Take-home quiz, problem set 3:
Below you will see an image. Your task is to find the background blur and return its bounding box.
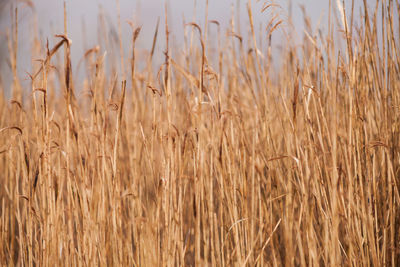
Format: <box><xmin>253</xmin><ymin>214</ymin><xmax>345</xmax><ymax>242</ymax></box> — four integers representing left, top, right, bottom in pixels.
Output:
<box><xmin>0</xmin><ymin>0</ymin><xmax>364</xmax><ymax>97</ymax></box>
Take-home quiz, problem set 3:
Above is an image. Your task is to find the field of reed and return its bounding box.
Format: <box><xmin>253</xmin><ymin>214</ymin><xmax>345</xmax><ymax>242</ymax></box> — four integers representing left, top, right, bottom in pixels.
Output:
<box><xmin>1</xmin><ymin>0</ymin><xmax>399</xmax><ymax>266</ymax></box>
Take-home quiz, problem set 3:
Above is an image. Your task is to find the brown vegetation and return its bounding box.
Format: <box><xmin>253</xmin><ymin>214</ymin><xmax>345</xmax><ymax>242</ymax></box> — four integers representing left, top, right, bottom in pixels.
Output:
<box><xmin>1</xmin><ymin>0</ymin><xmax>399</xmax><ymax>266</ymax></box>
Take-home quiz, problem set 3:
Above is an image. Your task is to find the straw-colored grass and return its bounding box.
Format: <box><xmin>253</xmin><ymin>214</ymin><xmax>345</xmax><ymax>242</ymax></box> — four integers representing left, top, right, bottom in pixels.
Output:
<box><xmin>1</xmin><ymin>0</ymin><xmax>399</xmax><ymax>266</ymax></box>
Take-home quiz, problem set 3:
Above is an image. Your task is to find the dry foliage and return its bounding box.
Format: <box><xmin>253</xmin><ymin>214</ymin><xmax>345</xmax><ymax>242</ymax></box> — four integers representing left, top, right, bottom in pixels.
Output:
<box><xmin>1</xmin><ymin>0</ymin><xmax>400</xmax><ymax>266</ymax></box>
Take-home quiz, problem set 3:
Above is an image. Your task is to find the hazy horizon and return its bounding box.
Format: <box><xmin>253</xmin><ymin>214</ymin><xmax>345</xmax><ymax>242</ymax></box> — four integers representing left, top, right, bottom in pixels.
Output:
<box><xmin>1</xmin><ymin>0</ymin><xmax>364</xmax><ymax>97</ymax></box>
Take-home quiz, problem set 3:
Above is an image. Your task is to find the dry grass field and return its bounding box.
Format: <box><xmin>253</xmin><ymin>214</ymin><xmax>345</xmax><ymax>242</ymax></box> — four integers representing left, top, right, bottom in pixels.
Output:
<box><xmin>1</xmin><ymin>0</ymin><xmax>400</xmax><ymax>266</ymax></box>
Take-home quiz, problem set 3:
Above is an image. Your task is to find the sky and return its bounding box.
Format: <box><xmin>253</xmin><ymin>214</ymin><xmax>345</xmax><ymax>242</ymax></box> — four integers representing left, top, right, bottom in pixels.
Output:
<box><xmin>0</xmin><ymin>0</ymin><xmax>369</xmax><ymax>97</ymax></box>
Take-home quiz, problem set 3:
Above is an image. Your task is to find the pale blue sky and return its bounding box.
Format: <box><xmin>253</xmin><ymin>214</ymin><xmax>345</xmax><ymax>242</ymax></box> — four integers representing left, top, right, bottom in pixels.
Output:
<box><xmin>0</xmin><ymin>0</ymin><xmax>368</xmax><ymax>95</ymax></box>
